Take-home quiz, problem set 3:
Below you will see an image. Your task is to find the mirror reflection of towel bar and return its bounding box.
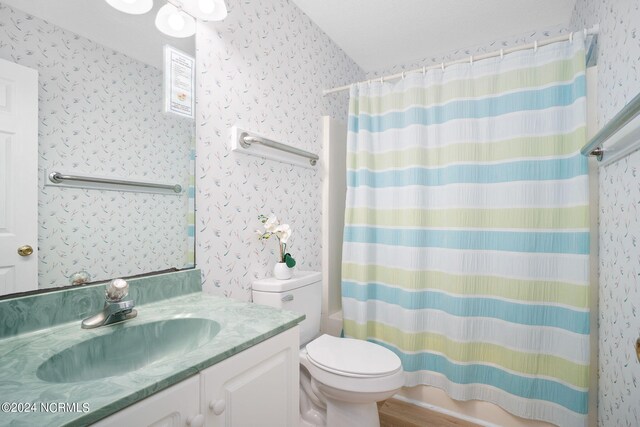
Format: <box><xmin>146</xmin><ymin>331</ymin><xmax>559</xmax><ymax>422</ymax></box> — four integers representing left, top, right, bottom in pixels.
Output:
<box><xmin>48</xmin><ymin>172</ymin><xmax>182</xmax><ymax>193</ymax></box>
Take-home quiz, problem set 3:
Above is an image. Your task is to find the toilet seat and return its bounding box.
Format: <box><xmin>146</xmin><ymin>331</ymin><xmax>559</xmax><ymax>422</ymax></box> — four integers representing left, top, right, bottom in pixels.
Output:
<box><xmin>300</xmin><ymin>335</ymin><xmax>405</xmax><ymax>396</ymax></box>
<box><xmin>305</xmin><ymin>335</ymin><xmax>402</xmax><ymax>378</ymax></box>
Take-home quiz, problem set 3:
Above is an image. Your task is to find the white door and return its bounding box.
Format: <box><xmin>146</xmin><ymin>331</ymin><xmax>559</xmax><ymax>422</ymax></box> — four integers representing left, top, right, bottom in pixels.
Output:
<box><xmin>0</xmin><ymin>59</ymin><xmax>38</xmax><ymax>295</ymax></box>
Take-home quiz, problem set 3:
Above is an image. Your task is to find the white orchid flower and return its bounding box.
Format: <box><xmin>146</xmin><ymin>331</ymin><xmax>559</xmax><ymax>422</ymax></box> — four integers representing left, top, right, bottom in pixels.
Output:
<box><xmin>263</xmin><ymin>215</ymin><xmax>279</xmax><ymax>232</ymax></box>
<box><xmin>274</xmin><ymin>223</ymin><xmax>292</xmax><ymax>244</ymax></box>
<box><xmin>258</xmin><ymin>214</ymin><xmax>296</xmax><ymax>267</ymax></box>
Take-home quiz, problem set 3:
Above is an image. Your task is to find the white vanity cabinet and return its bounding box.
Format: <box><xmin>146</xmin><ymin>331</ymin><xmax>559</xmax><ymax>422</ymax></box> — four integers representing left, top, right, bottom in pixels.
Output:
<box><xmin>92</xmin><ymin>326</ymin><xmax>299</xmax><ymax>427</ymax></box>
<box><xmin>201</xmin><ymin>326</ymin><xmax>299</xmax><ymax>427</ymax></box>
<box><xmin>92</xmin><ymin>376</ymin><xmax>201</xmax><ymax>427</ymax></box>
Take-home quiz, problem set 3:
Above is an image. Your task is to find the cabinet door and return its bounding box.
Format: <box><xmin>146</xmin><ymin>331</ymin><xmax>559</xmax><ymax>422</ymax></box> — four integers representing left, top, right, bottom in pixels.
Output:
<box><xmin>201</xmin><ymin>326</ymin><xmax>299</xmax><ymax>427</ymax></box>
<box><xmin>93</xmin><ymin>376</ymin><xmax>202</xmax><ymax>427</ymax></box>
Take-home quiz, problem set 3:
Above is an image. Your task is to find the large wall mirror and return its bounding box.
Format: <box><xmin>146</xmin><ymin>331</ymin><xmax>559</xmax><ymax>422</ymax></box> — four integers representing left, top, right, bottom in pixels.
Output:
<box><xmin>0</xmin><ymin>0</ymin><xmax>195</xmax><ymax>297</ymax></box>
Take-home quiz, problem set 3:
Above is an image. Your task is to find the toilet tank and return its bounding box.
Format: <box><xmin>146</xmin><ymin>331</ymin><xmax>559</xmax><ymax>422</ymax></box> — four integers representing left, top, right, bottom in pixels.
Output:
<box><xmin>252</xmin><ymin>271</ymin><xmax>322</xmax><ymax>346</ymax></box>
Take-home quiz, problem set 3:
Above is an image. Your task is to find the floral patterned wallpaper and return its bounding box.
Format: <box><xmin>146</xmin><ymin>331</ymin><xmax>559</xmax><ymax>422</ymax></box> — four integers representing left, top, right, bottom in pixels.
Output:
<box><xmin>571</xmin><ymin>1</ymin><xmax>640</xmax><ymax>426</ymax></box>
<box><xmin>0</xmin><ymin>3</ymin><xmax>194</xmax><ymax>289</ymax></box>
<box><xmin>195</xmin><ymin>0</ymin><xmax>364</xmax><ymax>300</ymax></box>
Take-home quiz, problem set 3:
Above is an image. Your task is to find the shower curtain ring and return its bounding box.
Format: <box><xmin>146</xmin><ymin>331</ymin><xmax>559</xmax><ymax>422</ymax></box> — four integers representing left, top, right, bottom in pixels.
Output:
<box><xmin>500</xmin><ymin>49</ymin><xmax>504</xmax><ymax>59</ymax></box>
<box><xmin>534</xmin><ymin>40</ymin><xmax>538</xmax><ymax>52</ymax></box>
<box><xmin>423</xmin><ymin>66</ymin><xmax>426</xmax><ymax>75</ymax></box>
<box><xmin>569</xmin><ymin>32</ymin><xmax>574</xmax><ymax>43</ymax></box>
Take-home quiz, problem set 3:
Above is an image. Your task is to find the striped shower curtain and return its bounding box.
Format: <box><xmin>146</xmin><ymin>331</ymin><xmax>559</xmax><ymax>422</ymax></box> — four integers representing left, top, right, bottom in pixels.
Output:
<box><xmin>341</xmin><ymin>34</ymin><xmax>589</xmax><ymax>427</ymax></box>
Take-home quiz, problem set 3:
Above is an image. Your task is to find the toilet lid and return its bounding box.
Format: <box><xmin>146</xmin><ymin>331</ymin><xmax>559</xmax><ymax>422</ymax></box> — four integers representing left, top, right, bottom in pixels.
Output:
<box><xmin>305</xmin><ymin>335</ymin><xmax>402</xmax><ymax>377</ymax></box>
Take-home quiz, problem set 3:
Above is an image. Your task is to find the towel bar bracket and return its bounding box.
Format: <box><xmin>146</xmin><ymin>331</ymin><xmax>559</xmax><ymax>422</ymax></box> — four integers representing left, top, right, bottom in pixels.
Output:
<box><xmin>589</xmin><ymin>147</ymin><xmax>604</xmax><ymax>161</ymax></box>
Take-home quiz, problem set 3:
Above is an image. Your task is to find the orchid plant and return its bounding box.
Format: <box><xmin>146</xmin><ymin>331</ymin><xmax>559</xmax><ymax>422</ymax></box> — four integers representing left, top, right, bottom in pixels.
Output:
<box><xmin>257</xmin><ymin>214</ymin><xmax>296</xmax><ymax>268</ymax></box>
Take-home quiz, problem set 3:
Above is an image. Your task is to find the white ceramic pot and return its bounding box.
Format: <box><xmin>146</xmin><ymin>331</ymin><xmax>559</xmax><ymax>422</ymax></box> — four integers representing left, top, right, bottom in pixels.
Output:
<box><xmin>273</xmin><ymin>262</ymin><xmax>292</xmax><ymax>280</ymax></box>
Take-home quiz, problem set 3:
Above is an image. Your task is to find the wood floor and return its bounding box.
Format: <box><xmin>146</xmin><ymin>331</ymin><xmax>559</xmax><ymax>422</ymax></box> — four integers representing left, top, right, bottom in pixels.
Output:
<box><xmin>378</xmin><ymin>399</ymin><xmax>481</xmax><ymax>427</ymax></box>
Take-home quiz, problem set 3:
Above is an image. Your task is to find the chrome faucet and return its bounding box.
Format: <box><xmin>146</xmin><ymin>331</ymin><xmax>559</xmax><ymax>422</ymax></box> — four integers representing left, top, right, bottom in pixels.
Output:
<box><xmin>81</xmin><ymin>279</ymin><xmax>137</xmax><ymax>329</ymax></box>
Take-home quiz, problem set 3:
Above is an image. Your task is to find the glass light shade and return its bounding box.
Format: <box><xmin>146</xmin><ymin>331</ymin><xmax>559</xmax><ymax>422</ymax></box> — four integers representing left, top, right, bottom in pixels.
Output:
<box><xmin>180</xmin><ymin>0</ymin><xmax>227</xmax><ymax>21</ymax></box>
<box><xmin>105</xmin><ymin>0</ymin><xmax>153</xmax><ymax>15</ymax></box>
<box><xmin>155</xmin><ymin>3</ymin><xmax>197</xmax><ymax>38</ymax></box>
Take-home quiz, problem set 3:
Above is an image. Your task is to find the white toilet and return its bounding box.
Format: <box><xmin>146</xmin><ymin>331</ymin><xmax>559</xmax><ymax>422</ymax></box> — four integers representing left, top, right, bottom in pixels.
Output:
<box><xmin>252</xmin><ymin>271</ymin><xmax>404</xmax><ymax>427</ymax></box>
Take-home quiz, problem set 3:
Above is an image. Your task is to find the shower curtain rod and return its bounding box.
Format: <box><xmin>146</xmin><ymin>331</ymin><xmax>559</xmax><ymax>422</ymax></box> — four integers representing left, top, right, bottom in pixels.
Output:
<box><xmin>323</xmin><ymin>25</ymin><xmax>599</xmax><ymax>96</ymax></box>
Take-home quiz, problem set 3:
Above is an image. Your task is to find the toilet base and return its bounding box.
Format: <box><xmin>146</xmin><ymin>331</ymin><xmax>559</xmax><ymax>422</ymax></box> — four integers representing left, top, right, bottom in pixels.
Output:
<box><xmin>300</xmin><ymin>364</ymin><xmax>326</xmax><ymax>426</ymax></box>
<box><xmin>299</xmin><ymin>394</ymin><xmax>381</xmax><ymax>427</ymax></box>
<box><xmin>300</xmin><ymin>367</ymin><xmax>383</xmax><ymax>427</ymax></box>
<box><xmin>313</xmin><ymin>379</ymin><xmax>392</xmax><ymax>427</ymax></box>
<box><xmin>298</xmin><ymin>345</ymin><xmax>403</xmax><ymax>427</ymax></box>
<box><xmin>325</xmin><ymin>398</ymin><xmax>380</xmax><ymax>427</ymax></box>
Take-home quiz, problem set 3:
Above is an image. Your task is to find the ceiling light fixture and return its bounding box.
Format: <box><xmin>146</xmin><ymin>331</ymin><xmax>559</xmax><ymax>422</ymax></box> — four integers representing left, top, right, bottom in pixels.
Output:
<box><xmin>155</xmin><ymin>3</ymin><xmax>197</xmax><ymax>38</ymax></box>
<box><xmin>179</xmin><ymin>0</ymin><xmax>228</xmax><ymax>22</ymax></box>
<box><xmin>104</xmin><ymin>0</ymin><xmax>227</xmax><ymax>39</ymax></box>
<box><xmin>105</xmin><ymin>0</ymin><xmax>154</xmax><ymax>15</ymax></box>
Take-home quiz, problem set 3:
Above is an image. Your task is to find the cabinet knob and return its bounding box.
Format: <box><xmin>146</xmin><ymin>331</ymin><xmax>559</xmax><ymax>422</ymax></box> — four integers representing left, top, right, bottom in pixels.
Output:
<box><xmin>186</xmin><ymin>413</ymin><xmax>204</xmax><ymax>427</ymax></box>
<box><xmin>209</xmin><ymin>399</ymin><xmax>226</xmax><ymax>415</ymax></box>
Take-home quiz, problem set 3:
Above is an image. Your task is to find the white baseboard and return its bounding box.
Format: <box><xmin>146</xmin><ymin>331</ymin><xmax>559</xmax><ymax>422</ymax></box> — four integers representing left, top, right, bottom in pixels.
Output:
<box><xmin>391</xmin><ymin>394</ymin><xmax>501</xmax><ymax>427</ymax></box>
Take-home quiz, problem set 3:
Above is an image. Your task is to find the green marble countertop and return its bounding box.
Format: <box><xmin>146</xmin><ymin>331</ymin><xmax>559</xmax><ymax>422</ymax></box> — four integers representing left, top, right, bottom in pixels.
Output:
<box><xmin>0</xmin><ymin>292</ymin><xmax>304</xmax><ymax>427</ymax></box>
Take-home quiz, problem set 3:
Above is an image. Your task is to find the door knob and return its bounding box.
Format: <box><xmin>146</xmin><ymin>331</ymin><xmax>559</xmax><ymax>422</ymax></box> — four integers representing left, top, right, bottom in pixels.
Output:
<box><xmin>17</xmin><ymin>245</ymin><xmax>33</xmax><ymax>257</ymax></box>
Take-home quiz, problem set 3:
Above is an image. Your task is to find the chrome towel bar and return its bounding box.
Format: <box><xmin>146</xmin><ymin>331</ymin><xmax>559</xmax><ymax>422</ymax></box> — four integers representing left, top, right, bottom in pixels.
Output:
<box><xmin>239</xmin><ymin>132</ymin><xmax>319</xmax><ymax>166</ymax></box>
<box><xmin>48</xmin><ymin>172</ymin><xmax>182</xmax><ymax>193</ymax></box>
<box><xmin>581</xmin><ymin>91</ymin><xmax>640</xmax><ymax>166</ymax></box>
